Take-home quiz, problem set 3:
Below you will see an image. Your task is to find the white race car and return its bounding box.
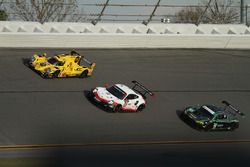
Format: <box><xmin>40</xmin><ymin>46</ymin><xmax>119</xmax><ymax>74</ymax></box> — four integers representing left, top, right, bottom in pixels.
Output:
<box><xmin>89</xmin><ymin>81</ymin><xmax>154</xmax><ymax>112</ymax></box>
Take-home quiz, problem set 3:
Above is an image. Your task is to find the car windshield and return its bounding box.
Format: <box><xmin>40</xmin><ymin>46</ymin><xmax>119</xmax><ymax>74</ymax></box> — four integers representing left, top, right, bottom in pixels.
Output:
<box><xmin>107</xmin><ymin>85</ymin><xmax>126</xmax><ymax>100</ymax></box>
<box><xmin>193</xmin><ymin>106</ymin><xmax>214</xmax><ymax>119</ymax></box>
<box><xmin>48</xmin><ymin>58</ymin><xmax>64</xmax><ymax>66</ymax></box>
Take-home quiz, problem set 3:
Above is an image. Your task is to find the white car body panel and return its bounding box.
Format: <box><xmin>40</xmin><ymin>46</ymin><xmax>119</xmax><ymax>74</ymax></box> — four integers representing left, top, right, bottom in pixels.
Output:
<box><xmin>93</xmin><ymin>84</ymin><xmax>146</xmax><ymax>112</ymax></box>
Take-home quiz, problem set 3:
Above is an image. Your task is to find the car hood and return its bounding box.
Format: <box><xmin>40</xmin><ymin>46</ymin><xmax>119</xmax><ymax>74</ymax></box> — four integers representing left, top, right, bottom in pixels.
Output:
<box><xmin>33</xmin><ymin>62</ymin><xmax>57</xmax><ymax>71</ymax></box>
<box><xmin>96</xmin><ymin>88</ymin><xmax>120</xmax><ymax>102</ymax></box>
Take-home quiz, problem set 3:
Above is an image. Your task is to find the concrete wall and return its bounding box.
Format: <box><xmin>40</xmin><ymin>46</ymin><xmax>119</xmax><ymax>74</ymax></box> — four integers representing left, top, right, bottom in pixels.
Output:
<box><xmin>0</xmin><ymin>21</ymin><xmax>250</xmax><ymax>49</ymax></box>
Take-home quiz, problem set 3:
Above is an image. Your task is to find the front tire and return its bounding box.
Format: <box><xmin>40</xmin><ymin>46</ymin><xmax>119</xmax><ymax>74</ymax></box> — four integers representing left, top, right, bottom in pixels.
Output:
<box><xmin>80</xmin><ymin>70</ymin><xmax>88</xmax><ymax>78</ymax></box>
<box><xmin>113</xmin><ymin>105</ymin><xmax>122</xmax><ymax>112</ymax></box>
<box><xmin>42</xmin><ymin>73</ymin><xmax>49</xmax><ymax>79</ymax></box>
<box><xmin>42</xmin><ymin>73</ymin><xmax>53</xmax><ymax>79</ymax></box>
<box><xmin>204</xmin><ymin>123</ymin><xmax>214</xmax><ymax>131</ymax></box>
<box><xmin>229</xmin><ymin>122</ymin><xmax>239</xmax><ymax>131</ymax></box>
<box><xmin>137</xmin><ymin>104</ymin><xmax>145</xmax><ymax>112</ymax></box>
<box><xmin>53</xmin><ymin>70</ymin><xmax>60</xmax><ymax>78</ymax></box>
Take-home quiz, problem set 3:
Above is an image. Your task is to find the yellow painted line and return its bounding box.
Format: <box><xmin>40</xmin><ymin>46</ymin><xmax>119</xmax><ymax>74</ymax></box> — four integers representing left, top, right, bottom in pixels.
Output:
<box><xmin>0</xmin><ymin>139</ymin><xmax>250</xmax><ymax>151</ymax></box>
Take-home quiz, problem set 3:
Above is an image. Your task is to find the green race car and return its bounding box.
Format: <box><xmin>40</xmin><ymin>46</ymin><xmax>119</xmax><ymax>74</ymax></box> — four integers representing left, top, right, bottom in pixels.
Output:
<box><xmin>182</xmin><ymin>101</ymin><xmax>245</xmax><ymax>131</ymax></box>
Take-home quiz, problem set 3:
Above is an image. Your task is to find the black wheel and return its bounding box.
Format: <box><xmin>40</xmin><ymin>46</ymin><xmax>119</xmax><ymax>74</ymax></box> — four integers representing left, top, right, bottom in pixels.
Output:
<box><xmin>53</xmin><ymin>70</ymin><xmax>60</xmax><ymax>78</ymax></box>
<box><xmin>80</xmin><ymin>70</ymin><xmax>88</xmax><ymax>78</ymax></box>
<box><xmin>113</xmin><ymin>105</ymin><xmax>122</xmax><ymax>112</ymax></box>
<box><xmin>229</xmin><ymin>122</ymin><xmax>239</xmax><ymax>131</ymax></box>
<box><xmin>137</xmin><ymin>104</ymin><xmax>145</xmax><ymax>112</ymax></box>
<box><xmin>42</xmin><ymin>73</ymin><xmax>52</xmax><ymax>79</ymax></box>
<box><xmin>204</xmin><ymin>123</ymin><xmax>214</xmax><ymax>131</ymax></box>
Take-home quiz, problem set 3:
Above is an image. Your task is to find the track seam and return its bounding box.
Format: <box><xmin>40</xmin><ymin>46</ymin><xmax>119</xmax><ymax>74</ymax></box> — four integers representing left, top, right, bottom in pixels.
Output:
<box><xmin>0</xmin><ymin>140</ymin><xmax>250</xmax><ymax>151</ymax></box>
<box><xmin>1</xmin><ymin>90</ymin><xmax>250</xmax><ymax>94</ymax></box>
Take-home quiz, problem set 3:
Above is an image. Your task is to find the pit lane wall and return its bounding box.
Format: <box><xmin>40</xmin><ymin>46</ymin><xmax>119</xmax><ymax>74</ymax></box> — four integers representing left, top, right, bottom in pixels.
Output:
<box><xmin>0</xmin><ymin>21</ymin><xmax>250</xmax><ymax>49</ymax></box>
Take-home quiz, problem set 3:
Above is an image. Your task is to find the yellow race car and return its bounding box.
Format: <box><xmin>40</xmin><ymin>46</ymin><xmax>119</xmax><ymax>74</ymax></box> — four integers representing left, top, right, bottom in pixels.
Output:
<box><xmin>28</xmin><ymin>51</ymin><xmax>96</xmax><ymax>79</ymax></box>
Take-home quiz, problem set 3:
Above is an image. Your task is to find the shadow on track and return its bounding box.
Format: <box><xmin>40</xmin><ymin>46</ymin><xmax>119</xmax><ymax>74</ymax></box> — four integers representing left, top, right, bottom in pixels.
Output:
<box><xmin>21</xmin><ymin>57</ymin><xmax>45</xmax><ymax>79</ymax></box>
<box><xmin>176</xmin><ymin>109</ymin><xmax>203</xmax><ymax>132</ymax></box>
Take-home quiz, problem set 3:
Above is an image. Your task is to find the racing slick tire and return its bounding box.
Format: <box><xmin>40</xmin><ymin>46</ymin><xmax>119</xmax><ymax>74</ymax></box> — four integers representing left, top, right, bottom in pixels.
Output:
<box><xmin>137</xmin><ymin>104</ymin><xmax>145</xmax><ymax>112</ymax></box>
<box><xmin>80</xmin><ymin>70</ymin><xmax>88</xmax><ymax>78</ymax></box>
<box><xmin>42</xmin><ymin>73</ymin><xmax>52</xmax><ymax>79</ymax></box>
<box><xmin>229</xmin><ymin>122</ymin><xmax>239</xmax><ymax>131</ymax></box>
<box><xmin>113</xmin><ymin>105</ymin><xmax>122</xmax><ymax>112</ymax></box>
<box><xmin>52</xmin><ymin>70</ymin><xmax>60</xmax><ymax>78</ymax></box>
<box><xmin>204</xmin><ymin>123</ymin><xmax>214</xmax><ymax>131</ymax></box>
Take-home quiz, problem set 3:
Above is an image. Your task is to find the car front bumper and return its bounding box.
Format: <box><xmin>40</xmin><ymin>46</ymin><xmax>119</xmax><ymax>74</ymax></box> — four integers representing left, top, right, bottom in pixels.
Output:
<box><xmin>89</xmin><ymin>90</ymin><xmax>114</xmax><ymax>109</ymax></box>
<box><xmin>182</xmin><ymin>112</ymin><xmax>205</xmax><ymax>129</ymax></box>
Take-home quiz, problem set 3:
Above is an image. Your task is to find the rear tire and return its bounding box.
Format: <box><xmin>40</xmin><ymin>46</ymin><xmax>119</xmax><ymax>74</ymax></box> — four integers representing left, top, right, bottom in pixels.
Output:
<box><xmin>137</xmin><ymin>104</ymin><xmax>145</xmax><ymax>112</ymax></box>
<box><xmin>229</xmin><ymin>122</ymin><xmax>239</xmax><ymax>131</ymax></box>
<box><xmin>80</xmin><ymin>70</ymin><xmax>88</xmax><ymax>78</ymax></box>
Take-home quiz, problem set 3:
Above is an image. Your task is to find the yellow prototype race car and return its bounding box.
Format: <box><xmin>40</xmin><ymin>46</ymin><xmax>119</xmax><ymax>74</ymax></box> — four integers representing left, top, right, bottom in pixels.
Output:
<box><xmin>28</xmin><ymin>51</ymin><xmax>96</xmax><ymax>79</ymax></box>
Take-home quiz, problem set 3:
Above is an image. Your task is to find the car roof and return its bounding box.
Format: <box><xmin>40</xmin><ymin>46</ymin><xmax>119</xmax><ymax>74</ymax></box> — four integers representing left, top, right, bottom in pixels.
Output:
<box><xmin>115</xmin><ymin>84</ymin><xmax>138</xmax><ymax>95</ymax></box>
<box><xmin>203</xmin><ymin>105</ymin><xmax>222</xmax><ymax>113</ymax></box>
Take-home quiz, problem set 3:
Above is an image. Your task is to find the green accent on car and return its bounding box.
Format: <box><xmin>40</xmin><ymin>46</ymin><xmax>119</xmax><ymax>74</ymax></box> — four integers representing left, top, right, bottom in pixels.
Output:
<box><xmin>182</xmin><ymin>103</ymin><xmax>242</xmax><ymax>131</ymax></box>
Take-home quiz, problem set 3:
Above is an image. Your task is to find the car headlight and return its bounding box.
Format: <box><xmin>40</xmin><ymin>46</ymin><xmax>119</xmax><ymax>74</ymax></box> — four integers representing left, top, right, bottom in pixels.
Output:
<box><xmin>196</xmin><ymin>121</ymin><xmax>204</xmax><ymax>125</ymax></box>
<box><xmin>92</xmin><ymin>88</ymin><xmax>98</xmax><ymax>93</ymax></box>
<box><xmin>203</xmin><ymin>121</ymin><xmax>209</xmax><ymax>125</ymax></box>
<box><xmin>184</xmin><ymin>110</ymin><xmax>187</xmax><ymax>114</ymax></box>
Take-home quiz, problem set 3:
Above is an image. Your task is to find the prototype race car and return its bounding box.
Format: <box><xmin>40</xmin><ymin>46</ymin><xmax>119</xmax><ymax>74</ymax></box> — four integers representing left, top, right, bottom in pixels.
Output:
<box><xmin>28</xmin><ymin>51</ymin><xmax>96</xmax><ymax>78</ymax></box>
<box><xmin>182</xmin><ymin>101</ymin><xmax>245</xmax><ymax>131</ymax></box>
<box><xmin>89</xmin><ymin>81</ymin><xmax>154</xmax><ymax>112</ymax></box>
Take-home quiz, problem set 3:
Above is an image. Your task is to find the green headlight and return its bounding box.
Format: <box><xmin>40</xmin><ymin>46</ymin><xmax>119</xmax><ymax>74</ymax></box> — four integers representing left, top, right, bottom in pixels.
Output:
<box><xmin>196</xmin><ymin>121</ymin><xmax>204</xmax><ymax>125</ymax></box>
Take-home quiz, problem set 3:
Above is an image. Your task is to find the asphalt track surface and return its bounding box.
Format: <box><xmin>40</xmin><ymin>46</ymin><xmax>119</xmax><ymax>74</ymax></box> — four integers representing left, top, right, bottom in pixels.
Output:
<box><xmin>0</xmin><ymin>48</ymin><xmax>250</xmax><ymax>166</ymax></box>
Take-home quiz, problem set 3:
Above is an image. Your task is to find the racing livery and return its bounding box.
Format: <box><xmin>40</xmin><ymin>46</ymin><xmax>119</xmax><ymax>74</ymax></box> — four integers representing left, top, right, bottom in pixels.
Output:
<box><xmin>89</xmin><ymin>81</ymin><xmax>154</xmax><ymax>112</ymax></box>
<box><xmin>182</xmin><ymin>101</ymin><xmax>245</xmax><ymax>131</ymax></box>
<box><xmin>28</xmin><ymin>51</ymin><xmax>96</xmax><ymax>78</ymax></box>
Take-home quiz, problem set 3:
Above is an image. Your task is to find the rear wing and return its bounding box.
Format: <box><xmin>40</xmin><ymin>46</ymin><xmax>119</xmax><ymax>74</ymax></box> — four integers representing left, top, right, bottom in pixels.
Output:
<box><xmin>222</xmin><ymin>100</ymin><xmax>245</xmax><ymax>117</ymax></box>
<box><xmin>132</xmin><ymin>80</ymin><xmax>154</xmax><ymax>97</ymax></box>
<box><xmin>82</xmin><ymin>57</ymin><xmax>93</xmax><ymax>66</ymax></box>
<box><xmin>70</xmin><ymin>50</ymin><xmax>80</xmax><ymax>56</ymax></box>
<box><xmin>70</xmin><ymin>50</ymin><xmax>95</xmax><ymax>67</ymax></box>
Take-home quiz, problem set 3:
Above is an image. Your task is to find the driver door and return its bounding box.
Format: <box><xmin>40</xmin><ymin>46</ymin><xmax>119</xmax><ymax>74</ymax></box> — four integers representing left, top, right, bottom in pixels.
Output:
<box><xmin>214</xmin><ymin>114</ymin><xmax>228</xmax><ymax>129</ymax></box>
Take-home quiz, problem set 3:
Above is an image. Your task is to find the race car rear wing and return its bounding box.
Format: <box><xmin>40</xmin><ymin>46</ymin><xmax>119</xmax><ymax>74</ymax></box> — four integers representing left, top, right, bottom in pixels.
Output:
<box><xmin>222</xmin><ymin>100</ymin><xmax>245</xmax><ymax>117</ymax></box>
<box><xmin>82</xmin><ymin>57</ymin><xmax>96</xmax><ymax>69</ymax></box>
<box><xmin>82</xmin><ymin>57</ymin><xmax>93</xmax><ymax>65</ymax></box>
<box><xmin>132</xmin><ymin>80</ymin><xmax>154</xmax><ymax>97</ymax></box>
<box><xmin>71</xmin><ymin>50</ymin><xmax>80</xmax><ymax>56</ymax></box>
<box><xmin>70</xmin><ymin>50</ymin><xmax>96</xmax><ymax>68</ymax></box>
